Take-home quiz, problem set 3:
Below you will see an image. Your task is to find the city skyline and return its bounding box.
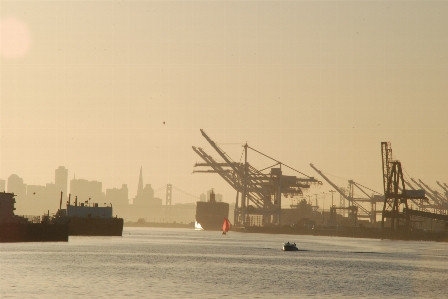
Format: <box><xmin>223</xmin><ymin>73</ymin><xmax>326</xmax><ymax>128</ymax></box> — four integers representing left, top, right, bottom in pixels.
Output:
<box><xmin>2</xmin><ymin>157</ymin><xmax>447</xmax><ymax>208</ymax></box>
<box><xmin>0</xmin><ymin>166</ymin><xmax>222</xmax><ymax>204</ymax></box>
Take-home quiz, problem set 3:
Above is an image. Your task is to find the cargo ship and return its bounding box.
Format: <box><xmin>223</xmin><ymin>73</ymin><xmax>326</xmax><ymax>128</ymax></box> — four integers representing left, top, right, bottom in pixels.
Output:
<box><xmin>0</xmin><ymin>192</ymin><xmax>69</xmax><ymax>243</ymax></box>
<box><xmin>195</xmin><ymin>189</ymin><xmax>229</xmax><ymax>231</ymax></box>
<box><xmin>55</xmin><ymin>196</ymin><xmax>123</xmax><ymax>236</ymax></box>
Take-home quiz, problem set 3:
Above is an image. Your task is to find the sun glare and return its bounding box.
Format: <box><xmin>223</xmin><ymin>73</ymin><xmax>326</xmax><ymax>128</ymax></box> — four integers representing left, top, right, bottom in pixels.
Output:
<box><xmin>0</xmin><ymin>16</ymin><xmax>31</xmax><ymax>59</ymax></box>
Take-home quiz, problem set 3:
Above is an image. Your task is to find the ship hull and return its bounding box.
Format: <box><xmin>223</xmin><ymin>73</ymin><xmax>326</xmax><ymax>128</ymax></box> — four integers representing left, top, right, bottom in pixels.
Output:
<box><xmin>0</xmin><ymin>222</ymin><xmax>69</xmax><ymax>243</ymax></box>
<box><xmin>196</xmin><ymin>201</ymin><xmax>229</xmax><ymax>231</ymax></box>
<box><xmin>68</xmin><ymin>217</ymin><xmax>124</xmax><ymax>236</ymax></box>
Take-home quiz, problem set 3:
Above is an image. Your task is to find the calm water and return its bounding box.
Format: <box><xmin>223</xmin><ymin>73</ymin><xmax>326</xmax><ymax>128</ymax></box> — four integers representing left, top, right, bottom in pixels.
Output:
<box><xmin>1</xmin><ymin>227</ymin><xmax>447</xmax><ymax>299</ymax></box>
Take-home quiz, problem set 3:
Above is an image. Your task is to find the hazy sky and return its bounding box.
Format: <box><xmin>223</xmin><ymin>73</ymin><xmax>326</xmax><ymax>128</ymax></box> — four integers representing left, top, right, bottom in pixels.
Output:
<box><xmin>1</xmin><ymin>0</ymin><xmax>447</xmax><ymax>207</ymax></box>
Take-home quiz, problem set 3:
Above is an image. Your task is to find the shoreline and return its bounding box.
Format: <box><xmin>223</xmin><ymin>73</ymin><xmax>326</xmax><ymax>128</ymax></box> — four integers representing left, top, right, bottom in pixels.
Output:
<box><xmin>124</xmin><ymin>221</ymin><xmax>194</xmax><ymax>229</ymax></box>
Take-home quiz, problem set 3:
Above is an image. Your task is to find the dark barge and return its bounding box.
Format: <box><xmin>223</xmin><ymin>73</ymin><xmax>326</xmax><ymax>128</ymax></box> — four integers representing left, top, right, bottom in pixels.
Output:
<box><xmin>55</xmin><ymin>195</ymin><xmax>123</xmax><ymax>236</ymax></box>
<box><xmin>0</xmin><ymin>192</ymin><xmax>69</xmax><ymax>243</ymax></box>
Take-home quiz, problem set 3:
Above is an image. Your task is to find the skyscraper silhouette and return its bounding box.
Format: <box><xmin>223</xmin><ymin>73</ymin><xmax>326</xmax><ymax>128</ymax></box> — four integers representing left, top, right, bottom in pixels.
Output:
<box><xmin>55</xmin><ymin>166</ymin><xmax>68</xmax><ymax>196</ymax></box>
<box><xmin>137</xmin><ymin>166</ymin><xmax>143</xmax><ymax>197</ymax></box>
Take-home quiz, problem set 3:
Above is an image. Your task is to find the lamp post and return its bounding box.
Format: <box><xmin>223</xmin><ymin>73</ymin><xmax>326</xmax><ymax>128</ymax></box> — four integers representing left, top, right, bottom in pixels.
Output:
<box><xmin>329</xmin><ymin>190</ymin><xmax>336</xmax><ymax>207</ymax></box>
<box><xmin>322</xmin><ymin>192</ymin><xmax>326</xmax><ymax>224</ymax></box>
<box><xmin>329</xmin><ymin>190</ymin><xmax>336</xmax><ymax>224</ymax></box>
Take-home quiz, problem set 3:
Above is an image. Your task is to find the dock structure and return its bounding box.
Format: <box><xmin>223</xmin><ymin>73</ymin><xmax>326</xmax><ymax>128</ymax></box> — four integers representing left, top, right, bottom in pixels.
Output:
<box><xmin>192</xmin><ymin>132</ymin><xmax>448</xmax><ymax>234</ymax></box>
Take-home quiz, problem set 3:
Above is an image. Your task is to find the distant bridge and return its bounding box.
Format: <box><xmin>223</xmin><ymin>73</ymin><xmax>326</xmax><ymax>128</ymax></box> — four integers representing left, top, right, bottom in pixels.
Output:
<box><xmin>154</xmin><ymin>184</ymin><xmax>199</xmax><ymax>205</ymax></box>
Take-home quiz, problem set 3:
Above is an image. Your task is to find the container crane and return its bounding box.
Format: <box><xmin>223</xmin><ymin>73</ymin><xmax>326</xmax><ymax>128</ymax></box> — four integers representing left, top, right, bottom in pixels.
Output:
<box><xmin>381</xmin><ymin>142</ymin><xmax>411</xmax><ymax>229</ymax></box>
<box><xmin>402</xmin><ymin>179</ymin><xmax>430</xmax><ymax>212</ymax></box>
<box><xmin>436</xmin><ymin>181</ymin><xmax>448</xmax><ymax>194</ymax></box>
<box><xmin>415</xmin><ymin>179</ymin><xmax>448</xmax><ymax>215</ymax></box>
<box><xmin>437</xmin><ymin>181</ymin><xmax>448</xmax><ymax>204</ymax></box>
<box><xmin>418</xmin><ymin>179</ymin><xmax>448</xmax><ymax>206</ymax></box>
<box><xmin>309</xmin><ymin>163</ymin><xmax>379</xmax><ymax>223</ymax></box>
<box><xmin>410</xmin><ymin>178</ymin><xmax>442</xmax><ymax>212</ymax></box>
<box><xmin>193</xmin><ymin>129</ymin><xmax>319</xmax><ymax>227</ymax></box>
<box><xmin>381</xmin><ymin>142</ymin><xmax>446</xmax><ymax>229</ymax></box>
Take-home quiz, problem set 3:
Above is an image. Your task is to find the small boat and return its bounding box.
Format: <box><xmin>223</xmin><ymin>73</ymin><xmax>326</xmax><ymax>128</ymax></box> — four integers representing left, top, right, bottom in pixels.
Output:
<box><xmin>222</xmin><ymin>217</ymin><xmax>230</xmax><ymax>235</ymax></box>
<box><xmin>283</xmin><ymin>242</ymin><xmax>299</xmax><ymax>251</ymax></box>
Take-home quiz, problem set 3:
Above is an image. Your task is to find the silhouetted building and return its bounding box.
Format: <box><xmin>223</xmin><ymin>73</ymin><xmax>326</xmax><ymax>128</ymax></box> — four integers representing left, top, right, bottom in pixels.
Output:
<box><xmin>215</xmin><ymin>193</ymin><xmax>223</xmax><ymax>202</ymax></box>
<box><xmin>7</xmin><ymin>175</ymin><xmax>27</xmax><ymax>214</ymax></box>
<box><xmin>134</xmin><ymin>184</ymin><xmax>158</xmax><ymax>205</ymax></box>
<box><xmin>7</xmin><ymin>174</ymin><xmax>26</xmax><ymax>198</ymax></box>
<box><xmin>153</xmin><ymin>197</ymin><xmax>163</xmax><ymax>205</ymax></box>
<box><xmin>132</xmin><ymin>167</ymin><xmax>157</xmax><ymax>205</ymax></box>
<box><xmin>124</xmin><ymin>167</ymin><xmax>162</xmax><ymax>221</ymax></box>
<box><xmin>200</xmin><ymin>193</ymin><xmax>206</xmax><ymax>202</ymax></box>
<box><xmin>17</xmin><ymin>166</ymin><xmax>68</xmax><ymax>216</ymax></box>
<box><xmin>46</xmin><ymin>166</ymin><xmax>69</xmax><ymax>208</ymax></box>
<box><xmin>25</xmin><ymin>184</ymin><xmax>49</xmax><ymax>215</ymax></box>
<box><xmin>70</xmin><ymin>178</ymin><xmax>103</xmax><ymax>205</ymax></box>
<box><xmin>105</xmin><ymin>184</ymin><xmax>129</xmax><ymax>207</ymax></box>
<box><xmin>45</xmin><ymin>182</ymin><xmax>63</xmax><ymax>208</ymax></box>
<box><xmin>55</xmin><ymin>166</ymin><xmax>68</xmax><ymax>196</ymax></box>
<box><xmin>137</xmin><ymin>167</ymin><xmax>143</xmax><ymax>196</ymax></box>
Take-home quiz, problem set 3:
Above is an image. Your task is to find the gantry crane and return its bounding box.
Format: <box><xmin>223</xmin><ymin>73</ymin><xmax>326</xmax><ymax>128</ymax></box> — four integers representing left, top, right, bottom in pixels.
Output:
<box><xmin>416</xmin><ymin>179</ymin><xmax>448</xmax><ymax>214</ymax></box>
<box><xmin>402</xmin><ymin>179</ymin><xmax>430</xmax><ymax>212</ymax></box>
<box><xmin>401</xmin><ymin>178</ymin><xmax>448</xmax><ymax>225</ymax></box>
<box><xmin>418</xmin><ymin>179</ymin><xmax>448</xmax><ymax>205</ymax></box>
<box><xmin>310</xmin><ymin>163</ymin><xmax>382</xmax><ymax>224</ymax></box>
<box><xmin>381</xmin><ymin>142</ymin><xmax>409</xmax><ymax>229</ymax></box>
<box><xmin>437</xmin><ymin>181</ymin><xmax>448</xmax><ymax>205</ymax></box>
<box><xmin>436</xmin><ymin>181</ymin><xmax>448</xmax><ymax>194</ymax></box>
<box><xmin>408</xmin><ymin>178</ymin><xmax>444</xmax><ymax>213</ymax></box>
<box><xmin>192</xmin><ymin>129</ymin><xmax>319</xmax><ymax>227</ymax></box>
<box><xmin>381</xmin><ymin>142</ymin><xmax>429</xmax><ymax>229</ymax></box>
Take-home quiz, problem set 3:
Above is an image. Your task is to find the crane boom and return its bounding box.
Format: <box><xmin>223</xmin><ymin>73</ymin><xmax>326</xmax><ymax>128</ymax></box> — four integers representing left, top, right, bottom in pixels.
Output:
<box><xmin>309</xmin><ymin>164</ymin><xmax>371</xmax><ymax>217</ymax></box>
<box><xmin>436</xmin><ymin>181</ymin><xmax>448</xmax><ymax>193</ymax></box>
<box><xmin>419</xmin><ymin>179</ymin><xmax>448</xmax><ymax>205</ymax></box>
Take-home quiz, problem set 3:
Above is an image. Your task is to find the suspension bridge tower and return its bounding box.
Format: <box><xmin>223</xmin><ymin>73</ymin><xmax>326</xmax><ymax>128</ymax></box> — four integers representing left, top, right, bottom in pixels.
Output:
<box><xmin>166</xmin><ymin>184</ymin><xmax>172</xmax><ymax>205</ymax></box>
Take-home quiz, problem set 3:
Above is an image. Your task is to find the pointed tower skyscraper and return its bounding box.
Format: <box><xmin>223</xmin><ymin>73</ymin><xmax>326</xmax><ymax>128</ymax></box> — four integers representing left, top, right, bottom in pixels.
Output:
<box><xmin>137</xmin><ymin>167</ymin><xmax>143</xmax><ymax>197</ymax></box>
